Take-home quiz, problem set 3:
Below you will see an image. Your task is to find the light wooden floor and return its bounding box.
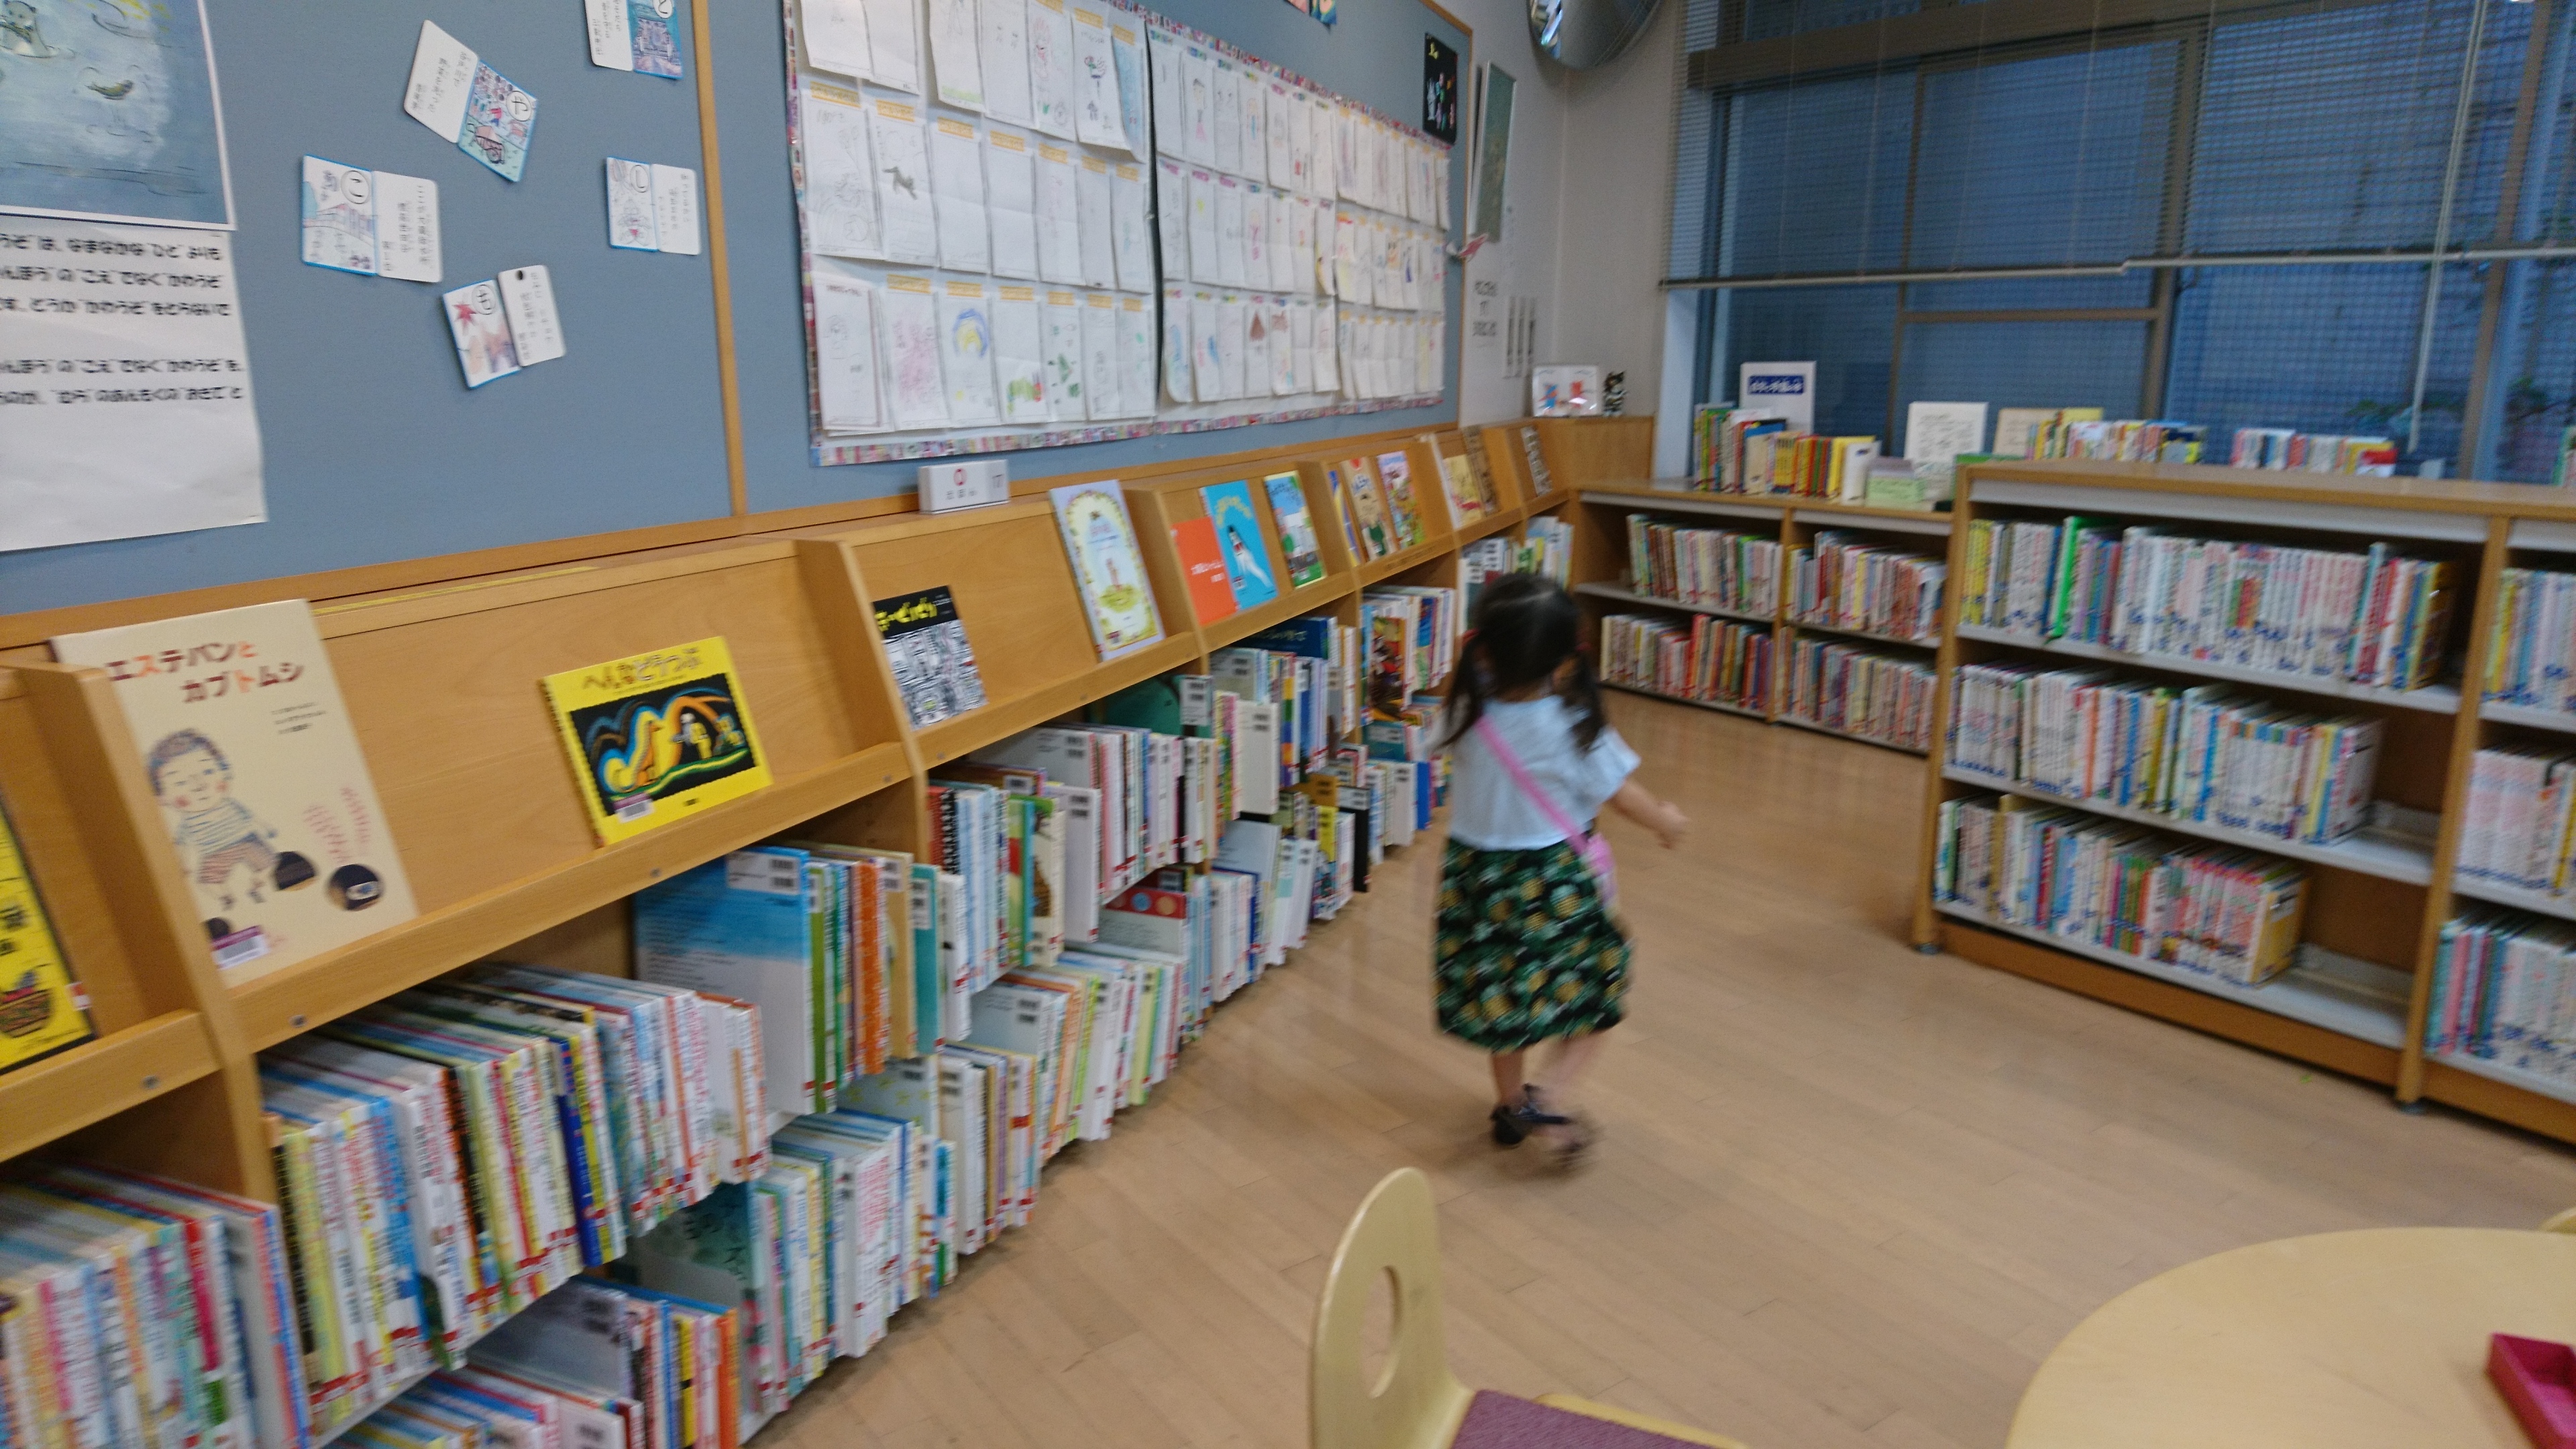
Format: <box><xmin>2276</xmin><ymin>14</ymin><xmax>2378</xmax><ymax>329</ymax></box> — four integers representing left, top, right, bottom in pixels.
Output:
<box><xmin>759</xmin><ymin>694</ymin><xmax>2576</xmax><ymax>1449</ymax></box>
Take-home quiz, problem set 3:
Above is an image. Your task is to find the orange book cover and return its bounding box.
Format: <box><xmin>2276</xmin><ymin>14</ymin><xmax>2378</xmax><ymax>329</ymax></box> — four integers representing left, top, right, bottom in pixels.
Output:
<box><xmin>1170</xmin><ymin>517</ymin><xmax>1240</xmax><ymax>623</ymax></box>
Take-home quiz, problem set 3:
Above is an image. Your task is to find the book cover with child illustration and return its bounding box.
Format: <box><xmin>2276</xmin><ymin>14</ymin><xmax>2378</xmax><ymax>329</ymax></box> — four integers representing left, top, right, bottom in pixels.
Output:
<box><xmin>52</xmin><ymin>600</ymin><xmax>417</xmax><ymax>977</ymax></box>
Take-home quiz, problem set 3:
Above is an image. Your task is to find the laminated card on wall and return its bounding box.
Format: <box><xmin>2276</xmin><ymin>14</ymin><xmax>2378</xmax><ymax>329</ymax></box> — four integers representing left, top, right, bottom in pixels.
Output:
<box><xmin>542</xmin><ymin>636</ymin><xmax>774</xmax><ymax>845</ymax></box>
<box><xmin>52</xmin><ymin>600</ymin><xmax>417</xmax><ymax>977</ymax></box>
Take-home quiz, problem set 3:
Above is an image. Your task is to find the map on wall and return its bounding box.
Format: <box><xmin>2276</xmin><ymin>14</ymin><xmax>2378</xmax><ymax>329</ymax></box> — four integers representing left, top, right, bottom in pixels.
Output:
<box><xmin>0</xmin><ymin>0</ymin><xmax>234</xmax><ymax>228</ymax></box>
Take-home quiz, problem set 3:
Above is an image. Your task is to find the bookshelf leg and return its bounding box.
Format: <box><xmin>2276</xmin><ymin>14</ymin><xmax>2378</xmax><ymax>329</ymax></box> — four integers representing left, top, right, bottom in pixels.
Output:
<box><xmin>2396</xmin><ymin>1098</ymin><xmax>2430</xmax><ymax>1116</ymax></box>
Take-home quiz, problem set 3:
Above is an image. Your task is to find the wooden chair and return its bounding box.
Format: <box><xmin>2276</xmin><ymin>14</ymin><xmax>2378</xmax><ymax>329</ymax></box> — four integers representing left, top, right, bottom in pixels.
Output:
<box><xmin>1310</xmin><ymin>1167</ymin><xmax>1750</xmax><ymax>1449</ymax></box>
<box><xmin>2543</xmin><ymin>1208</ymin><xmax>2576</xmax><ymax>1234</ymax></box>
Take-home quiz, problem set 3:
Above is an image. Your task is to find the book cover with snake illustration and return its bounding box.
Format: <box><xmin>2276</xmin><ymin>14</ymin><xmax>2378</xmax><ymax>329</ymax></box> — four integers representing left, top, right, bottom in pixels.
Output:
<box><xmin>543</xmin><ymin>637</ymin><xmax>772</xmax><ymax>845</ymax></box>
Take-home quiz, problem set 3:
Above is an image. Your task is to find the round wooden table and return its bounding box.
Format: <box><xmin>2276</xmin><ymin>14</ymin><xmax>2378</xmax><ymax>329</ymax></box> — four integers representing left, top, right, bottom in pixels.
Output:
<box><xmin>2008</xmin><ymin>1228</ymin><xmax>2576</xmax><ymax>1448</ymax></box>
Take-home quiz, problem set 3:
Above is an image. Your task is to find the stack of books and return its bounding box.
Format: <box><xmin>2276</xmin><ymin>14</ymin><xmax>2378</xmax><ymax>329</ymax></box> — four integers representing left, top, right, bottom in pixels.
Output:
<box><xmin>1623</xmin><ymin>515</ymin><xmax>1780</xmax><ymax>615</ymax></box>
<box><xmin>2483</xmin><ymin>566</ymin><xmax>2576</xmax><ymax>714</ymax></box>
<box><xmin>1601</xmin><ymin>613</ymin><xmax>1770</xmax><ymax>712</ymax></box>
<box><xmin>1961</xmin><ymin>515</ymin><xmax>2457</xmax><ymax>690</ymax></box>
<box><xmin>2227</xmin><ymin>429</ymin><xmax>2399</xmax><ymax>474</ymax></box>
<box><xmin>1360</xmin><ymin>586</ymin><xmax>1464</xmax><ymax>705</ymax></box>
<box><xmin>1684</xmin><ymin>406</ymin><xmax>1882</xmax><ymax>498</ymax></box>
<box><xmin>0</xmin><ymin>1163</ymin><xmax>307</xmax><ymax>1448</ymax></box>
<box><xmin>1937</xmin><ymin>794</ymin><xmax>2309</xmax><ymax>985</ymax></box>
<box><xmin>2459</xmin><ymin>746</ymin><xmax>2576</xmax><ymax>895</ymax></box>
<box><xmin>1788</xmin><ymin>530</ymin><xmax>1943</xmax><ymax>643</ymax></box>
<box><xmin>1948</xmin><ymin>664</ymin><xmax>2386</xmax><ymax>845</ymax></box>
<box><xmin>1784</xmin><ymin>637</ymin><xmax>1933</xmax><ymax>750</ymax></box>
<box><xmin>1520</xmin><ymin>516</ymin><xmax>1574</xmax><ymax>582</ymax></box>
<box><xmin>2426</xmin><ymin>909</ymin><xmax>2576</xmax><ymax>1083</ymax></box>
<box><xmin>258</xmin><ymin>962</ymin><xmax>765</xmax><ymax>1440</ymax></box>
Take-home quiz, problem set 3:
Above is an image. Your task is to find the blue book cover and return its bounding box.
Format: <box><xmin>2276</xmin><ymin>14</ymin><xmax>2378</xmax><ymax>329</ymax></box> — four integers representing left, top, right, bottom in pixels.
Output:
<box><xmin>633</xmin><ymin>848</ymin><xmax>822</xmax><ymax>1112</ymax></box>
<box><xmin>1201</xmin><ymin>480</ymin><xmax>1281</xmax><ymax>610</ymax></box>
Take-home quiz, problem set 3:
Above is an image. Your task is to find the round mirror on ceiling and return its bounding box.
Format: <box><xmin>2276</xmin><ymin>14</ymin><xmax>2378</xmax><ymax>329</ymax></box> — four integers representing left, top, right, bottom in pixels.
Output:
<box><xmin>1529</xmin><ymin>0</ymin><xmax>1665</xmax><ymax>68</ymax></box>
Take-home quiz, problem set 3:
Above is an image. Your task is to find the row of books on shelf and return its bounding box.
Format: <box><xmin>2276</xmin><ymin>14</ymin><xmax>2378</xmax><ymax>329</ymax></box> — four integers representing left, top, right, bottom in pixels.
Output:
<box><xmin>2485</xmin><ymin>566</ymin><xmax>2576</xmax><ymax>715</ymax></box>
<box><xmin>1947</xmin><ymin>664</ymin><xmax>2387</xmax><ymax>847</ymax></box>
<box><xmin>1599</xmin><ymin>614</ymin><xmax>1772</xmax><ymax>714</ymax></box>
<box><xmin>1935</xmin><ymin>793</ymin><xmax>2310</xmax><ymax>986</ymax></box>
<box><xmin>2428</xmin><ymin>909</ymin><xmax>2576</xmax><ymax>1083</ymax></box>
<box><xmin>1623</xmin><ymin>517</ymin><xmax>1779</xmax><ymax>616</ymax></box>
<box><xmin>1788</xmin><ymin>531</ymin><xmax>1945</xmax><ymax>645</ymax></box>
<box><xmin>2227</xmin><ymin>429</ymin><xmax>2400</xmax><ymax>475</ymax></box>
<box><xmin>2459</xmin><ymin>745</ymin><xmax>2576</xmax><ymax>896</ymax></box>
<box><xmin>0</xmin><ymin>582</ymin><xmax>1469</xmax><ymax>1448</ymax></box>
<box><xmin>2023</xmin><ymin>417</ymin><xmax>2204</xmax><ymax>464</ymax></box>
<box><xmin>1962</xmin><ymin>515</ymin><xmax>2459</xmax><ymax>692</ymax></box>
<box><xmin>1785</xmin><ymin>639</ymin><xmax>1935</xmax><ymax>751</ymax></box>
<box><xmin>1689</xmin><ymin>413</ymin><xmax>1880</xmax><ymax>500</ymax></box>
<box><xmin>1458</xmin><ymin>518</ymin><xmax>1572</xmax><ymax>610</ymax></box>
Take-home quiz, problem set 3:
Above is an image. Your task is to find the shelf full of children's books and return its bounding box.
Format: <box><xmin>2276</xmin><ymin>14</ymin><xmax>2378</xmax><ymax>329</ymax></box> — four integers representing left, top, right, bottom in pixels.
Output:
<box><xmin>1601</xmin><ymin>680</ymin><xmax>1768</xmax><ymax>723</ymax></box>
<box><xmin>1938</xmin><ymin>766</ymin><xmax>2438</xmax><ymax>885</ymax></box>
<box><xmin>1574</xmin><ymin>581</ymin><xmax>1775</xmax><ymax>628</ymax></box>
<box><xmin>1952</xmin><ymin>624</ymin><xmax>2466</xmax><ymax>716</ymax></box>
<box><xmin>1935</xmin><ymin>902</ymin><xmax>2412</xmax><ymax>1049</ymax></box>
<box><xmin>233</xmin><ymin>737</ymin><xmax>920</xmax><ymax>1051</ymax></box>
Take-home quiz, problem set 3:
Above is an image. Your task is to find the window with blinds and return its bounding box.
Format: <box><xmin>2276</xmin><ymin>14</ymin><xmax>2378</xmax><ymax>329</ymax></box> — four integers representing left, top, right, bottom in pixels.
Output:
<box><xmin>1669</xmin><ymin>0</ymin><xmax>2576</xmax><ymax>479</ymax></box>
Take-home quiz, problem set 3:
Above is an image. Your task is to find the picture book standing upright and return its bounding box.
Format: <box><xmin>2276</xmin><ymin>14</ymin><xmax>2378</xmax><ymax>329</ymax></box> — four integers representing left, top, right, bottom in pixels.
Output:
<box><xmin>543</xmin><ymin>637</ymin><xmax>773</xmax><ymax>845</ymax></box>
<box><xmin>1262</xmin><ymin>470</ymin><xmax>1328</xmax><ymax>588</ymax></box>
<box><xmin>53</xmin><ymin>600</ymin><xmax>417</xmax><ymax>978</ymax></box>
<box><xmin>1049</xmin><ymin>480</ymin><xmax>1167</xmax><ymax>659</ymax></box>
<box><xmin>1199</xmin><ymin>480</ymin><xmax>1280</xmax><ymax>610</ymax></box>
<box><xmin>0</xmin><ymin>794</ymin><xmax>92</xmax><ymax>1071</ymax></box>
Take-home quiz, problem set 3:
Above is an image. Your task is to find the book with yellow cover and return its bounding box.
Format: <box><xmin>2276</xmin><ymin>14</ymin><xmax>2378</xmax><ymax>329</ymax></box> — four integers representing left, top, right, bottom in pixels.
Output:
<box><xmin>542</xmin><ymin>637</ymin><xmax>772</xmax><ymax>845</ymax></box>
<box><xmin>0</xmin><ymin>795</ymin><xmax>92</xmax><ymax>1073</ymax></box>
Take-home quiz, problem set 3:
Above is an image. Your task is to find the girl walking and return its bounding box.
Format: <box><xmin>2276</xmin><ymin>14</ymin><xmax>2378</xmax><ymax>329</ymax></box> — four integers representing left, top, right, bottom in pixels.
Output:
<box><xmin>1435</xmin><ymin>575</ymin><xmax>1688</xmax><ymax>1167</ymax></box>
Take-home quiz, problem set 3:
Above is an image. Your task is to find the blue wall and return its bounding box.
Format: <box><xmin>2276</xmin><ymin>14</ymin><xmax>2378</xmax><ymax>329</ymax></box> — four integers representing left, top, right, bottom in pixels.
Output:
<box><xmin>4</xmin><ymin>0</ymin><xmax>1467</xmax><ymax>615</ymax></box>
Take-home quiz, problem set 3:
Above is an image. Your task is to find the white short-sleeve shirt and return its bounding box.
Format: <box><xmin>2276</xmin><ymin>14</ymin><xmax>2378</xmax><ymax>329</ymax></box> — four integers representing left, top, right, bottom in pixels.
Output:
<box><xmin>1442</xmin><ymin>696</ymin><xmax>1640</xmax><ymax>851</ymax></box>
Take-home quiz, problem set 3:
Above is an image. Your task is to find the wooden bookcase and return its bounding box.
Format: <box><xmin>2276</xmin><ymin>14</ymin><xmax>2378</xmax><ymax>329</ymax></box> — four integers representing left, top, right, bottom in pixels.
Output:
<box><xmin>1911</xmin><ymin>458</ymin><xmax>2576</xmax><ymax>1146</ymax></box>
<box><xmin>0</xmin><ymin>417</ymin><xmax>1642</xmax><ymax>1216</ymax></box>
<box><xmin>1563</xmin><ymin>478</ymin><xmax>1953</xmax><ymax>753</ymax></box>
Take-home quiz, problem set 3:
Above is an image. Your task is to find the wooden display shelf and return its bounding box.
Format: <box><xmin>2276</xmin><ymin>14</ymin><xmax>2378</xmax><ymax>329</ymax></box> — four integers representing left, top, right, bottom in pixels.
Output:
<box><xmin>0</xmin><ymin>1011</ymin><xmax>220</xmax><ymax>1164</ymax></box>
<box><xmin>1953</xmin><ymin>623</ymin><xmax>2463</xmax><ymax>714</ymax></box>
<box><xmin>231</xmin><ymin>739</ymin><xmax>916</xmax><ymax>1051</ymax></box>
<box><xmin>1940</xmin><ymin>767</ymin><xmax>2438</xmax><ymax>885</ymax></box>
<box><xmin>1909</xmin><ymin>460</ymin><xmax>2576</xmax><ymax>1144</ymax></box>
<box><xmin>0</xmin><ymin>416</ymin><xmax>1651</xmax><ymax>1210</ymax></box>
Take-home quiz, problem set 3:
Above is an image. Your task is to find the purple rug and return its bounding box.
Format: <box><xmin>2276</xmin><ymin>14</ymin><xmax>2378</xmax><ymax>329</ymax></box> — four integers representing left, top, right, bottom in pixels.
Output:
<box><xmin>1450</xmin><ymin>1391</ymin><xmax>1712</xmax><ymax>1449</ymax></box>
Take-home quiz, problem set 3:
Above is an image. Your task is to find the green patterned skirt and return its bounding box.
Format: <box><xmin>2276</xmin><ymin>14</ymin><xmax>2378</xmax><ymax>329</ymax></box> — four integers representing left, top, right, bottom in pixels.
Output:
<box><xmin>1434</xmin><ymin>839</ymin><xmax>1630</xmax><ymax>1052</ymax></box>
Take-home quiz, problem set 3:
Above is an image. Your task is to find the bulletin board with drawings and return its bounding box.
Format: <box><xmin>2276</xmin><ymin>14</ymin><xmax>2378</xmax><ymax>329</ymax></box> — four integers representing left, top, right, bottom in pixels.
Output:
<box><xmin>790</xmin><ymin>0</ymin><xmax>1454</xmax><ymax>465</ymax></box>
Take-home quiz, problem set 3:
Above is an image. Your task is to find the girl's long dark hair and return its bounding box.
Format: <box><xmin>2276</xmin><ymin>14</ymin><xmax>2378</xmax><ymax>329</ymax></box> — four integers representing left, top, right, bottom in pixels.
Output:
<box><xmin>1442</xmin><ymin>574</ymin><xmax>1607</xmax><ymax>751</ymax></box>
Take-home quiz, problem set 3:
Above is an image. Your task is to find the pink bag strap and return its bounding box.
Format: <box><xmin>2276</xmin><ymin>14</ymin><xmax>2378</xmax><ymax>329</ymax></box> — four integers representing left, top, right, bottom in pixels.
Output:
<box><xmin>1473</xmin><ymin>716</ymin><xmax>1617</xmax><ymax>902</ymax></box>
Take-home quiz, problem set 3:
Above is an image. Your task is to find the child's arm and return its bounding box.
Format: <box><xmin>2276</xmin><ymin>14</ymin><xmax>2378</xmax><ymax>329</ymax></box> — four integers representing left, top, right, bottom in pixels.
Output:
<box><xmin>1608</xmin><ymin>778</ymin><xmax>1688</xmax><ymax>849</ymax></box>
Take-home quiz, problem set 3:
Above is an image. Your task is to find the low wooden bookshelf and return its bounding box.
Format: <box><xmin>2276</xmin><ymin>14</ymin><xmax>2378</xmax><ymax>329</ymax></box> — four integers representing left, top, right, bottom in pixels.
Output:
<box><xmin>1567</xmin><ymin>478</ymin><xmax>1953</xmax><ymax>755</ymax></box>
<box><xmin>0</xmin><ymin>418</ymin><xmax>1621</xmax><ymax>1212</ymax></box>
<box><xmin>1913</xmin><ymin>458</ymin><xmax>2576</xmax><ymax>1147</ymax></box>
